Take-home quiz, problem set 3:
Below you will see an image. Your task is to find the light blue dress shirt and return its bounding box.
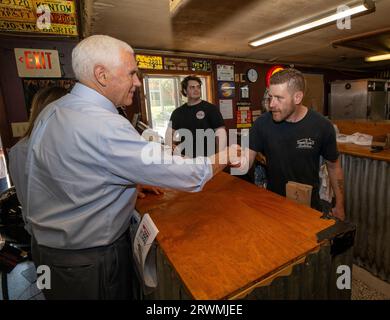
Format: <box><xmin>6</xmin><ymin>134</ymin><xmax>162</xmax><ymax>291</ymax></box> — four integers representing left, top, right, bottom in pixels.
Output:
<box><xmin>24</xmin><ymin>83</ymin><xmax>213</xmax><ymax>249</ymax></box>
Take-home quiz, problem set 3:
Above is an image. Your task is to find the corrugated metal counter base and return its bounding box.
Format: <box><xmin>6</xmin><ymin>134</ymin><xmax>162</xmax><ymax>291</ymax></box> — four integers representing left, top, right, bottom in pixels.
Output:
<box><xmin>341</xmin><ymin>154</ymin><xmax>390</xmax><ymax>283</ymax></box>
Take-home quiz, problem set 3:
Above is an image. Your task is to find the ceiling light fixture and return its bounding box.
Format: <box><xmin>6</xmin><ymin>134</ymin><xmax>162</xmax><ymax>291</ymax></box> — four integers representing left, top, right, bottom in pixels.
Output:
<box><xmin>365</xmin><ymin>53</ymin><xmax>390</xmax><ymax>62</ymax></box>
<box><xmin>249</xmin><ymin>0</ymin><xmax>375</xmax><ymax>48</ymax></box>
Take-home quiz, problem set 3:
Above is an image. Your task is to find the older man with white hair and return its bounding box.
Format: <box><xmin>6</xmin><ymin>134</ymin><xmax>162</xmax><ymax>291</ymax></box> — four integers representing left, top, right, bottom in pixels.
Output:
<box><xmin>24</xmin><ymin>35</ymin><xmax>238</xmax><ymax>300</ymax></box>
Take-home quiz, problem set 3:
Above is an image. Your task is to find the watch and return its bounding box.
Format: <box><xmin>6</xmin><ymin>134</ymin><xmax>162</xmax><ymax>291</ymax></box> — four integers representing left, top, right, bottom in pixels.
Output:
<box><xmin>246</xmin><ymin>68</ymin><xmax>258</xmax><ymax>83</ymax></box>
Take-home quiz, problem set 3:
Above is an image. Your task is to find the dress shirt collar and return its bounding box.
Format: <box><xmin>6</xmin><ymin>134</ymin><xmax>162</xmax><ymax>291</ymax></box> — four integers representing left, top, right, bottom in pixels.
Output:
<box><xmin>71</xmin><ymin>82</ymin><xmax>119</xmax><ymax>114</ymax></box>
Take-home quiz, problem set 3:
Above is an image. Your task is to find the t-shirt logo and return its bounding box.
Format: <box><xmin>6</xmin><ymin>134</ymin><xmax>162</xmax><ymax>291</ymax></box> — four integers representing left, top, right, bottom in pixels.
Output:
<box><xmin>296</xmin><ymin>138</ymin><xmax>315</xmax><ymax>149</ymax></box>
<box><xmin>196</xmin><ymin>111</ymin><xmax>205</xmax><ymax>120</ymax></box>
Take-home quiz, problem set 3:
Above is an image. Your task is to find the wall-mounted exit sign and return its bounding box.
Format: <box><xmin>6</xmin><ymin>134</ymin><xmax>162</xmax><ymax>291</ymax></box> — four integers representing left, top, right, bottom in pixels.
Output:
<box><xmin>14</xmin><ymin>48</ymin><xmax>61</xmax><ymax>78</ymax></box>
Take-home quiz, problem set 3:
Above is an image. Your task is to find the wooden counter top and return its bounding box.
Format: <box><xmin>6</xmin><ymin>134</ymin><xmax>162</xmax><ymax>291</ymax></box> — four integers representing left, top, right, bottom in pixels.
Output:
<box><xmin>136</xmin><ymin>172</ymin><xmax>334</xmax><ymax>300</ymax></box>
<box><xmin>332</xmin><ymin>119</ymin><xmax>390</xmax><ymax>161</ymax></box>
<box><xmin>337</xmin><ymin>142</ymin><xmax>390</xmax><ymax>162</ymax></box>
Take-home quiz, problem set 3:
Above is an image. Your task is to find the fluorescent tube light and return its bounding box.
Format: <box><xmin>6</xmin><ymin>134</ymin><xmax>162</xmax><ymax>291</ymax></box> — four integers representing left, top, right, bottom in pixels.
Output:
<box><xmin>365</xmin><ymin>53</ymin><xmax>390</xmax><ymax>62</ymax></box>
<box><xmin>249</xmin><ymin>2</ymin><xmax>374</xmax><ymax>47</ymax></box>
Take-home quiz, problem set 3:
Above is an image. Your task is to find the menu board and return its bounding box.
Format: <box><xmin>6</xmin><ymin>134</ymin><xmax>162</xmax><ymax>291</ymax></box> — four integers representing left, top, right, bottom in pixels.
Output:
<box><xmin>136</xmin><ymin>54</ymin><xmax>163</xmax><ymax>70</ymax></box>
<box><xmin>164</xmin><ymin>57</ymin><xmax>188</xmax><ymax>71</ymax></box>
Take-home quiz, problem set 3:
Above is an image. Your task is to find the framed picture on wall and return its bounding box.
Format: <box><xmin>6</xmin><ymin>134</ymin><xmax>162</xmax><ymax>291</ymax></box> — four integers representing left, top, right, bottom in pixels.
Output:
<box><xmin>240</xmin><ymin>85</ymin><xmax>250</xmax><ymax>100</ymax></box>
<box><xmin>22</xmin><ymin>79</ymin><xmax>76</xmax><ymax>116</ymax></box>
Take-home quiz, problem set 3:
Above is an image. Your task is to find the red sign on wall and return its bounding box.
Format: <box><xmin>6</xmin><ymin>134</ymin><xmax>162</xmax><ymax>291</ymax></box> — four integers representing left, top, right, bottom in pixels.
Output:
<box><xmin>265</xmin><ymin>65</ymin><xmax>285</xmax><ymax>88</ymax></box>
<box><xmin>14</xmin><ymin>48</ymin><xmax>61</xmax><ymax>77</ymax></box>
<box><xmin>237</xmin><ymin>108</ymin><xmax>252</xmax><ymax>128</ymax></box>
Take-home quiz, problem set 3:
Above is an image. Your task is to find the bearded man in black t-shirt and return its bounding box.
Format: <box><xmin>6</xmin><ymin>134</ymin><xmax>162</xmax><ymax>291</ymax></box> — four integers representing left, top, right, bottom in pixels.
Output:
<box><xmin>246</xmin><ymin>69</ymin><xmax>345</xmax><ymax>220</ymax></box>
<box><xmin>165</xmin><ymin>75</ymin><xmax>226</xmax><ymax>158</ymax></box>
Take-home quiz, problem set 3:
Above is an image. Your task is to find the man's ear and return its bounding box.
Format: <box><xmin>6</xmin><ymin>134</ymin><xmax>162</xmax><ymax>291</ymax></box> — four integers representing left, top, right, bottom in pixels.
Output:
<box><xmin>293</xmin><ymin>91</ymin><xmax>304</xmax><ymax>104</ymax></box>
<box><xmin>94</xmin><ymin>65</ymin><xmax>108</xmax><ymax>86</ymax></box>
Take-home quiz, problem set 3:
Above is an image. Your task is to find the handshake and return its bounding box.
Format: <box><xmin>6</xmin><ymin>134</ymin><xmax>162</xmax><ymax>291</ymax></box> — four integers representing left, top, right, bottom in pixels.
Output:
<box><xmin>227</xmin><ymin>144</ymin><xmax>244</xmax><ymax>167</ymax></box>
<box><xmin>210</xmin><ymin>144</ymin><xmax>249</xmax><ymax>175</ymax></box>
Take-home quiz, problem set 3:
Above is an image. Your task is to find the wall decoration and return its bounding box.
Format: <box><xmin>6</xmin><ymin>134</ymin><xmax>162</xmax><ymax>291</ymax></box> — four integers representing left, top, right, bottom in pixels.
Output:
<box><xmin>240</xmin><ymin>85</ymin><xmax>249</xmax><ymax>100</ymax></box>
<box><xmin>265</xmin><ymin>65</ymin><xmax>285</xmax><ymax>87</ymax></box>
<box><xmin>246</xmin><ymin>68</ymin><xmax>258</xmax><ymax>83</ymax></box>
<box><xmin>164</xmin><ymin>57</ymin><xmax>188</xmax><ymax>71</ymax></box>
<box><xmin>237</xmin><ymin>102</ymin><xmax>251</xmax><ymax>107</ymax></box>
<box><xmin>218</xmin><ymin>81</ymin><xmax>235</xmax><ymax>98</ymax></box>
<box><xmin>191</xmin><ymin>59</ymin><xmax>211</xmax><ymax>72</ymax></box>
<box><xmin>252</xmin><ymin>110</ymin><xmax>261</xmax><ymax>121</ymax></box>
<box><xmin>136</xmin><ymin>54</ymin><xmax>163</xmax><ymax>70</ymax></box>
<box><xmin>0</xmin><ymin>0</ymin><xmax>78</xmax><ymax>36</ymax></box>
<box><xmin>234</xmin><ymin>73</ymin><xmax>246</xmax><ymax>83</ymax></box>
<box><xmin>237</xmin><ymin>107</ymin><xmax>252</xmax><ymax>128</ymax></box>
<box><xmin>216</xmin><ymin>64</ymin><xmax>234</xmax><ymax>81</ymax></box>
<box><xmin>219</xmin><ymin>99</ymin><xmax>233</xmax><ymax>120</ymax></box>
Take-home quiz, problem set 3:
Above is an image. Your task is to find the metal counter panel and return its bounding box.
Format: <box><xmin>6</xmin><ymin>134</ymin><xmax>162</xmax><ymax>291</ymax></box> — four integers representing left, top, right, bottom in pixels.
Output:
<box><xmin>144</xmin><ymin>242</ymin><xmax>353</xmax><ymax>300</ymax></box>
<box><xmin>341</xmin><ymin>154</ymin><xmax>390</xmax><ymax>282</ymax></box>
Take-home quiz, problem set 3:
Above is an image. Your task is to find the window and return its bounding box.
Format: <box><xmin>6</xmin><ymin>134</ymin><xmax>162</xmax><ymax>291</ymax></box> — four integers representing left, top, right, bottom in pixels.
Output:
<box><xmin>143</xmin><ymin>75</ymin><xmax>210</xmax><ymax>139</ymax></box>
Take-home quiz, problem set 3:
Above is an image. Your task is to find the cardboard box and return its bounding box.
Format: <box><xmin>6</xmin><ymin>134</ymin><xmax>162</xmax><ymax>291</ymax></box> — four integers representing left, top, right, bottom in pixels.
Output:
<box><xmin>372</xmin><ymin>134</ymin><xmax>390</xmax><ymax>149</ymax></box>
<box><xmin>286</xmin><ymin>181</ymin><xmax>313</xmax><ymax>207</ymax></box>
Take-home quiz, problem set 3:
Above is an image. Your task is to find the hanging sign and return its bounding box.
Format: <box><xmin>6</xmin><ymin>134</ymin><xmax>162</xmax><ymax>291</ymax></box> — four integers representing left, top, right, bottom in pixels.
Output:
<box><xmin>15</xmin><ymin>48</ymin><xmax>61</xmax><ymax>77</ymax></box>
<box><xmin>136</xmin><ymin>54</ymin><xmax>163</xmax><ymax>70</ymax></box>
<box><xmin>164</xmin><ymin>57</ymin><xmax>188</xmax><ymax>71</ymax></box>
<box><xmin>0</xmin><ymin>0</ymin><xmax>78</xmax><ymax>36</ymax></box>
<box><xmin>191</xmin><ymin>59</ymin><xmax>211</xmax><ymax>72</ymax></box>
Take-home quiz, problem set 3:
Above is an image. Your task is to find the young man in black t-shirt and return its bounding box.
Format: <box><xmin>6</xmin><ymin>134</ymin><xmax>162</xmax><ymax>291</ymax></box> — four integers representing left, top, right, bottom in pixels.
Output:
<box><xmin>246</xmin><ymin>69</ymin><xmax>345</xmax><ymax>220</ymax></box>
<box><xmin>165</xmin><ymin>76</ymin><xmax>226</xmax><ymax>158</ymax></box>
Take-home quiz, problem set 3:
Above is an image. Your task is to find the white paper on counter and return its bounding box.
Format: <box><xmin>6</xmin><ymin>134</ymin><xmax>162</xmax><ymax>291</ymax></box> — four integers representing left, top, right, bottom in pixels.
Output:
<box><xmin>219</xmin><ymin>99</ymin><xmax>233</xmax><ymax>119</ymax></box>
<box><xmin>133</xmin><ymin>213</ymin><xmax>159</xmax><ymax>288</ymax></box>
<box><xmin>336</xmin><ymin>132</ymin><xmax>372</xmax><ymax>146</ymax></box>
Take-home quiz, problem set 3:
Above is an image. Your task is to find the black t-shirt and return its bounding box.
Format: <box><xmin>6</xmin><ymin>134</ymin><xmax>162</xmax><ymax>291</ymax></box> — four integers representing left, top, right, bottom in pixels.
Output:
<box><xmin>249</xmin><ymin>109</ymin><xmax>338</xmax><ymax>210</ymax></box>
<box><xmin>169</xmin><ymin>100</ymin><xmax>225</xmax><ymax>157</ymax></box>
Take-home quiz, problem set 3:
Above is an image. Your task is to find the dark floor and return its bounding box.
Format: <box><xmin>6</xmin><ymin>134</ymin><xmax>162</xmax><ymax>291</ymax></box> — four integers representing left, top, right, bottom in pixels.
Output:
<box><xmin>0</xmin><ymin>262</ymin><xmax>388</xmax><ymax>300</ymax></box>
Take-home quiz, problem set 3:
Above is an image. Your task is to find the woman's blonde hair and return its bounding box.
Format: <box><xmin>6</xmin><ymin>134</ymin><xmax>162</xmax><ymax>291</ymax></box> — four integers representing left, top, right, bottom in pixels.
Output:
<box><xmin>23</xmin><ymin>86</ymin><xmax>68</xmax><ymax>138</ymax></box>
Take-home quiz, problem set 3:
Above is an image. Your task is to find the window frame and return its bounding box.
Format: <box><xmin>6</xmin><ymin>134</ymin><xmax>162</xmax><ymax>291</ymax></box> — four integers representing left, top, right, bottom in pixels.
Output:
<box><xmin>141</xmin><ymin>71</ymin><xmax>213</xmax><ymax>138</ymax></box>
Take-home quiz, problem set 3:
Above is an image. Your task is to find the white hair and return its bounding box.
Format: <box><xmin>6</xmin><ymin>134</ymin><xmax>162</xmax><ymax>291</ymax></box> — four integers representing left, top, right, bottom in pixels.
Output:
<box><xmin>72</xmin><ymin>35</ymin><xmax>134</xmax><ymax>81</ymax></box>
